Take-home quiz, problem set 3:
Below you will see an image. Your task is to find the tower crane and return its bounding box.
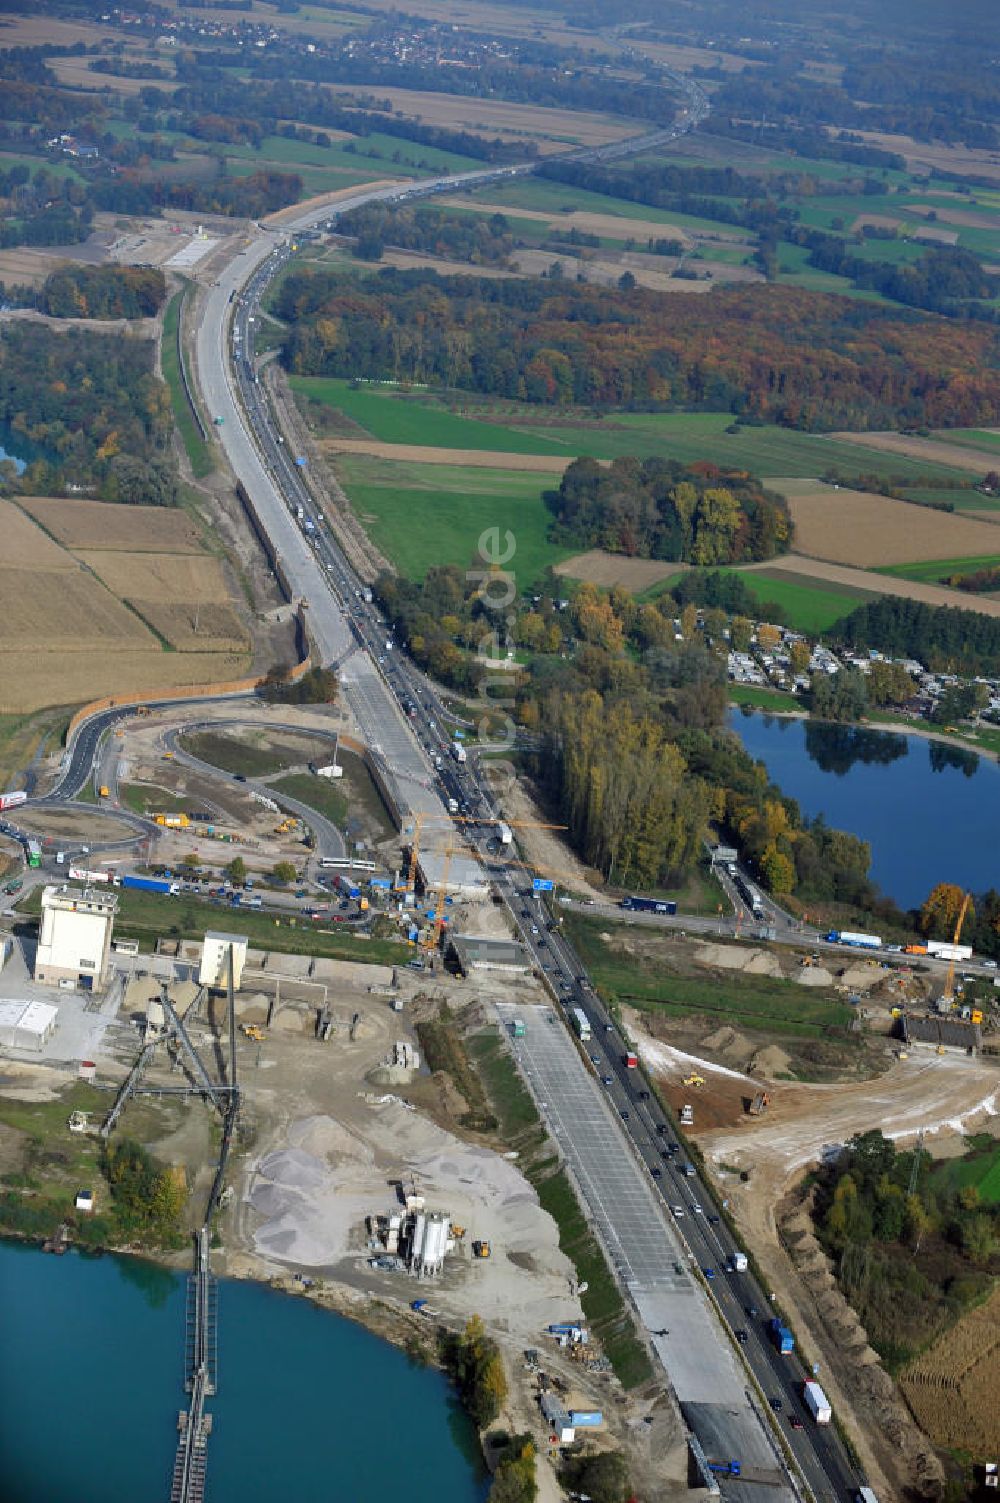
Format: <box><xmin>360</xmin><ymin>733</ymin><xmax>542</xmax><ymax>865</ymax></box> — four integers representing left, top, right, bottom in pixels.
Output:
<box><xmin>941</xmin><ymin>890</ymin><xmax>973</xmax><ymax>1008</ymax></box>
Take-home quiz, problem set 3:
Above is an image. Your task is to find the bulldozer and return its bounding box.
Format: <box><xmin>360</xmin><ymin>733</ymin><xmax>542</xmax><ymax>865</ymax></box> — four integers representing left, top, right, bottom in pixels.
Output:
<box><xmin>683</xmin><ymin>1073</ymin><xmax>705</xmax><ymax>1088</ymax></box>
<box><xmin>241</xmin><ymin>1024</ymin><xmax>266</xmax><ymax>1042</ymax></box>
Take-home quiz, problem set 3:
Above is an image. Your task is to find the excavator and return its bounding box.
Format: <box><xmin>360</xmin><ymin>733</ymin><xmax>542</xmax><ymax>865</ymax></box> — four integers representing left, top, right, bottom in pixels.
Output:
<box><xmin>683</xmin><ymin>1073</ymin><xmax>705</xmax><ymax>1088</ymax></box>
<box><xmin>241</xmin><ymin>1023</ymin><xmax>266</xmax><ymax>1042</ymax></box>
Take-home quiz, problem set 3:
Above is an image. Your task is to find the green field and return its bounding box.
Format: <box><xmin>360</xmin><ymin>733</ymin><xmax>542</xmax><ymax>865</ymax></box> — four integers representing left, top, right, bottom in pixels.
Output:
<box><xmin>877</xmin><ymin>554</ymin><xmax>1000</xmax><ymax>583</ymax></box>
<box><xmin>292</xmin><ymin>377</ymin><xmax>571</xmax><ymax>453</ymax></box>
<box><xmin>563</xmin><ymin>911</ymin><xmax>854</xmax><ymax>1037</ymax></box>
<box><xmin>161</xmin><ymin>289</ymin><xmax>213</xmax><ymax>478</ymax></box>
<box><xmin>934</xmin><ymin>1141</ymin><xmax>1000</xmax><ymax>1205</ymax></box>
<box><xmin>334</xmin><ymin>454</ymin><xmax>574</xmax><ymax>584</ymax></box>
<box><xmin>462</xmin><ymin>175</ymin><xmax>748</xmax><ymax>237</ymax></box>
<box><xmin>902</xmin><ymin>486</ymin><xmax>988</xmax><ymax>512</ymax></box>
<box><xmin>303</xmin><ymin>381</ymin><xmax>969</xmax><ymax>482</ymax></box>
<box><xmin>937</xmin><ymin>429</ymin><xmax>1000</xmax><ymax>454</ymax></box>
<box><xmin>728</xmin><ymin>684</ymin><xmax>801</xmax><ymax>711</ymax></box>
<box><xmin>272</xmin><ymin>772</ymin><xmax>347</xmax><ymax>825</ymax></box>
<box><xmin>721</xmin><ymin>569</ymin><xmax>869</xmax><ymax>632</ymax></box>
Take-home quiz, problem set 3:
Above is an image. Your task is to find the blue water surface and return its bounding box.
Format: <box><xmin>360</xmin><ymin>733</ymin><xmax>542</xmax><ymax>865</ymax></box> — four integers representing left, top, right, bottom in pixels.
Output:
<box><xmin>729</xmin><ymin>709</ymin><xmax>1000</xmax><ymax>908</ymax></box>
<box><xmin>0</xmin><ymin>1239</ymin><xmax>487</xmax><ymax>1503</ymax></box>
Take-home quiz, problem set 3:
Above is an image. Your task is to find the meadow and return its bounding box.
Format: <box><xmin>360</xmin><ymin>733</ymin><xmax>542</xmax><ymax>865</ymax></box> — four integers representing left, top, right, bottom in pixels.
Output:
<box><xmin>333</xmin><ymin>454</ymin><xmax>572</xmax><ymax>584</ymax></box>
<box><xmin>296</xmin><ymin>380</ymin><xmax>970</xmax><ymax>481</ymax></box>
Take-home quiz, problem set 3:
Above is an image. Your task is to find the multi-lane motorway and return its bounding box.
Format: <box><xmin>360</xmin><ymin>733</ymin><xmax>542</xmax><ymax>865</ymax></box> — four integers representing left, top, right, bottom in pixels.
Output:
<box><xmin>187</xmin><ymin>98</ymin><xmax>872</xmax><ymax>1501</ymax></box>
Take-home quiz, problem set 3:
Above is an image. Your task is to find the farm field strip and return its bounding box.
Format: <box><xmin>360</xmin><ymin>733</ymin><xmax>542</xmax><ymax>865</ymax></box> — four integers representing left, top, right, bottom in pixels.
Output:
<box><xmin>19</xmin><ymin>497</ymin><xmax>205</xmax><ymax>552</ymax></box>
<box><xmin>743</xmin><ymin>554</ymin><xmax>1000</xmax><ymax>617</ymax></box>
<box><xmin>876</xmin><ymin>554</ymin><xmax>1000</xmax><ymax>582</ymax></box>
<box><xmin>767</xmin><ymin>481</ymin><xmax>1000</xmax><ymax>567</ymax></box>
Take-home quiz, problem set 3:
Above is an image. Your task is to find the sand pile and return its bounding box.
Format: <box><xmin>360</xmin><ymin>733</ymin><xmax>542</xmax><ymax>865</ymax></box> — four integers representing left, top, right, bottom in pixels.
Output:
<box><xmin>247</xmin><ymin>1104</ymin><xmax>580</xmax><ymax>1335</ymax></box>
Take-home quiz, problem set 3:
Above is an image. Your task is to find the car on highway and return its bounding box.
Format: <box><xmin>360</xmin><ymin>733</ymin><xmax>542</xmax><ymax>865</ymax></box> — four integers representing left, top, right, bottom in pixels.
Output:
<box><xmin>651</xmin><ymin>1166</ymin><xmax>662</xmax><ymax>1178</ymax></box>
<box><xmin>746</xmin><ymin>1305</ymin><xmax>759</xmax><ymax>1319</ymax></box>
<box><xmin>735</xmin><ymin>1329</ymin><xmax>749</xmax><ymax>1345</ymax></box>
<box><xmin>671</xmin><ymin>1205</ymin><xmax>685</xmax><ymax>1218</ymax></box>
<box><xmin>589</xmin><ymin>1053</ymin><xmax>600</xmax><ymax>1064</ymax></box>
<box><xmin>690</xmin><ymin>1202</ymin><xmax>702</xmax><ymax>1214</ymax></box>
<box><xmin>601</xmin><ymin>1075</ymin><xmax>613</xmax><ymax>1086</ymax></box>
<box><xmin>637</xmin><ymin>1089</ymin><xmax>650</xmax><ymax>1101</ymax></box>
<box><xmin>770</xmin><ymin>1397</ymin><xmax>783</xmax><ymax>1412</ymax></box>
<box><xmin>702</xmin><ymin>1267</ymin><xmax>716</xmax><ymax>1280</ymax></box>
<box><xmin>789</xmin><ymin>1416</ymin><xmax>803</xmax><ymax>1431</ymax></box>
<box><xmin>708</xmin><ymin>1214</ymin><xmax>720</xmax><ymax>1225</ymax></box>
<box><xmin>620</xmin><ymin>1109</ymin><xmax>630</xmax><ymax>1121</ymax></box>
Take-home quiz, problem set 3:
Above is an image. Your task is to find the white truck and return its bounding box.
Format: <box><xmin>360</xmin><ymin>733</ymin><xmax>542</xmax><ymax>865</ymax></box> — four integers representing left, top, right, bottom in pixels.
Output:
<box><xmin>451</xmin><ymin>741</ymin><xmax>467</xmax><ymax>764</ymax></box>
<box><xmin>727</xmin><ymin>1252</ymin><xmax>748</xmax><ymax>1273</ymax></box>
<box><xmin>803</xmin><ymin>1381</ymin><xmax>832</xmax><ymax>1425</ymax></box>
<box><xmin>497</xmin><ymin>822</ymin><xmax>513</xmax><ymax>846</ymax></box>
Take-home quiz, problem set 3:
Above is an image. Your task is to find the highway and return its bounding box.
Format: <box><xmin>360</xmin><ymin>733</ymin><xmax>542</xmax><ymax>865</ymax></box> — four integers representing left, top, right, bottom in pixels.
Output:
<box><xmin>189</xmin><ymin>86</ymin><xmax>867</xmax><ymax>1501</ymax></box>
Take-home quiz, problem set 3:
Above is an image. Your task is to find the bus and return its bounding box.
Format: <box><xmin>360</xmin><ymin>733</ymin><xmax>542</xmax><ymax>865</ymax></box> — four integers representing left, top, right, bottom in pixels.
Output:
<box><xmin>571</xmin><ymin>1007</ymin><xmax>592</xmax><ymax>1042</ymax></box>
<box><xmin>319</xmin><ymin>858</ymin><xmax>378</xmax><ymax>872</ymax></box>
<box><xmin>25</xmin><ymin>839</ymin><xmax>41</xmax><ymax>868</ymax></box>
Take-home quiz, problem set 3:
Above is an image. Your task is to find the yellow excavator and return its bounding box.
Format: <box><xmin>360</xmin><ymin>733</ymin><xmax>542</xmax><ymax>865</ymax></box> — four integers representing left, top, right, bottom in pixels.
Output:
<box><xmin>683</xmin><ymin>1073</ymin><xmax>705</xmax><ymax>1088</ymax></box>
<box><xmin>241</xmin><ymin>1023</ymin><xmax>266</xmax><ymax>1042</ymax></box>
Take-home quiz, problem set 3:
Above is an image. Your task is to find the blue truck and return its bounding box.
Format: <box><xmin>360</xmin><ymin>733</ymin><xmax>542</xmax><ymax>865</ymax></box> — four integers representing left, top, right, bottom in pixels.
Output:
<box><xmin>769</xmin><ymin>1318</ymin><xmax>794</xmax><ymax>1354</ymax></box>
<box><xmin>621</xmin><ymin>895</ymin><xmax>677</xmax><ymax>916</ymax></box>
<box><xmin>121</xmin><ymin>875</ymin><xmax>178</xmax><ymax>896</ymax></box>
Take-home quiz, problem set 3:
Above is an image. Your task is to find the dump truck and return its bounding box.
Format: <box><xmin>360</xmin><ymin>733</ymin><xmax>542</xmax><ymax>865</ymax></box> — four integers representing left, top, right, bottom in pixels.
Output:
<box><xmin>803</xmin><ymin>1381</ymin><xmax>831</xmax><ymax>1424</ymax></box>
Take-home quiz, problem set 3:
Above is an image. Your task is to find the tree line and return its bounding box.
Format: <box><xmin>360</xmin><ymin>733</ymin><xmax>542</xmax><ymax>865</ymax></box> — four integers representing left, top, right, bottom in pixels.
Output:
<box><xmin>547</xmin><ymin>456</ymin><xmax>790</xmax><ymax>564</ymax></box>
<box><xmin>833</xmin><ymin>595</ymin><xmax>1000</xmax><ymax>677</ymax></box>
<box><xmin>29</xmin><ymin>264</ymin><xmax>167</xmax><ymax>320</ymax></box>
<box><xmin>337</xmin><ymin>203</ymin><xmax>515</xmax><ymax>268</ymax></box>
<box><xmin>276</xmin><ymin>266</ymin><xmax>1000</xmax><ymax>430</ymax></box>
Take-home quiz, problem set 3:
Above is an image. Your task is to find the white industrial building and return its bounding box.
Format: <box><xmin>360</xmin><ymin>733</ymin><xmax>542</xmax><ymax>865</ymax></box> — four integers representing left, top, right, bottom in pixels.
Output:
<box><xmin>199</xmin><ymin>932</ymin><xmax>248</xmax><ymax>990</ymax></box>
<box><xmin>34</xmin><ymin>885</ymin><xmax>117</xmax><ymax>991</ymax></box>
<box><xmin>0</xmin><ymin>999</ymin><xmax>58</xmax><ymax>1053</ymax></box>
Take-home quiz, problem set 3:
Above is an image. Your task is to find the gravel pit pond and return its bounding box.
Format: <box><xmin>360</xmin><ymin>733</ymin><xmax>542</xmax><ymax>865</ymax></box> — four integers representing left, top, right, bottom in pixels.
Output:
<box><xmin>730</xmin><ymin>708</ymin><xmax>1000</xmax><ymax>908</ymax></box>
<box><xmin>0</xmin><ymin>1238</ymin><xmax>488</xmax><ymax>1503</ymax></box>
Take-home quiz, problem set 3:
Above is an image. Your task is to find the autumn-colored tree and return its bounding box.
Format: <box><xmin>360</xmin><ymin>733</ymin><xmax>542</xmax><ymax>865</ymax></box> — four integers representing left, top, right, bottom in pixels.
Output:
<box><xmin>867</xmin><ymin>660</ymin><xmax>917</xmax><ymax>707</ymax></box>
<box><xmin>760</xmin><ymin>843</ymin><xmax>795</xmax><ymax>894</ymax></box>
<box><xmin>730</xmin><ymin>615</ymin><xmax>753</xmax><ymax>652</ymax></box>
<box><xmin>920</xmin><ymin>883</ymin><xmax>972</xmax><ymax>938</ymax></box>
<box><xmin>788</xmin><ymin>639</ymin><xmax>812</xmax><ymax>676</ymax></box>
<box><xmin>757</xmin><ymin>622</ymin><xmax>782</xmax><ymax>651</ymax></box>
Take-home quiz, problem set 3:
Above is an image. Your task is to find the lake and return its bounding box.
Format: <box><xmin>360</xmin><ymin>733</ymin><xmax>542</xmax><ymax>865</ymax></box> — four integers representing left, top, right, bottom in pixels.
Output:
<box><xmin>0</xmin><ymin>1239</ymin><xmax>488</xmax><ymax>1503</ymax></box>
<box><xmin>729</xmin><ymin>709</ymin><xmax>1000</xmax><ymax>909</ymax></box>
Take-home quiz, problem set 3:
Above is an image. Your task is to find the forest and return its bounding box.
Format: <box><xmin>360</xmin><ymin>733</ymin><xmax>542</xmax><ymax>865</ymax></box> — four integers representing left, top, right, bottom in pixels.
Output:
<box><xmin>374</xmin><ymin>562</ymin><xmax>880</xmax><ymax>900</ymax></box>
<box><xmin>336</xmin><ymin>202</ymin><xmax>515</xmax><ymax>268</ymax></box>
<box><xmin>0</xmin><ymin>323</ymin><xmax>174</xmax><ymax>497</ymax></box>
<box><xmin>277</xmin><ymin>268</ymin><xmax>1000</xmax><ymax>430</ymax></box>
<box><xmin>814</xmin><ymin>1129</ymin><xmax>1000</xmax><ymax>1367</ymax></box>
<box><xmin>34</xmin><ymin>264</ymin><xmax>167</xmax><ymax>320</ymax></box>
<box><xmin>546</xmin><ymin>456</ymin><xmax>789</xmax><ymax>564</ymax></box>
<box><xmin>833</xmin><ymin>596</ymin><xmax>1000</xmax><ymax>677</ymax></box>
